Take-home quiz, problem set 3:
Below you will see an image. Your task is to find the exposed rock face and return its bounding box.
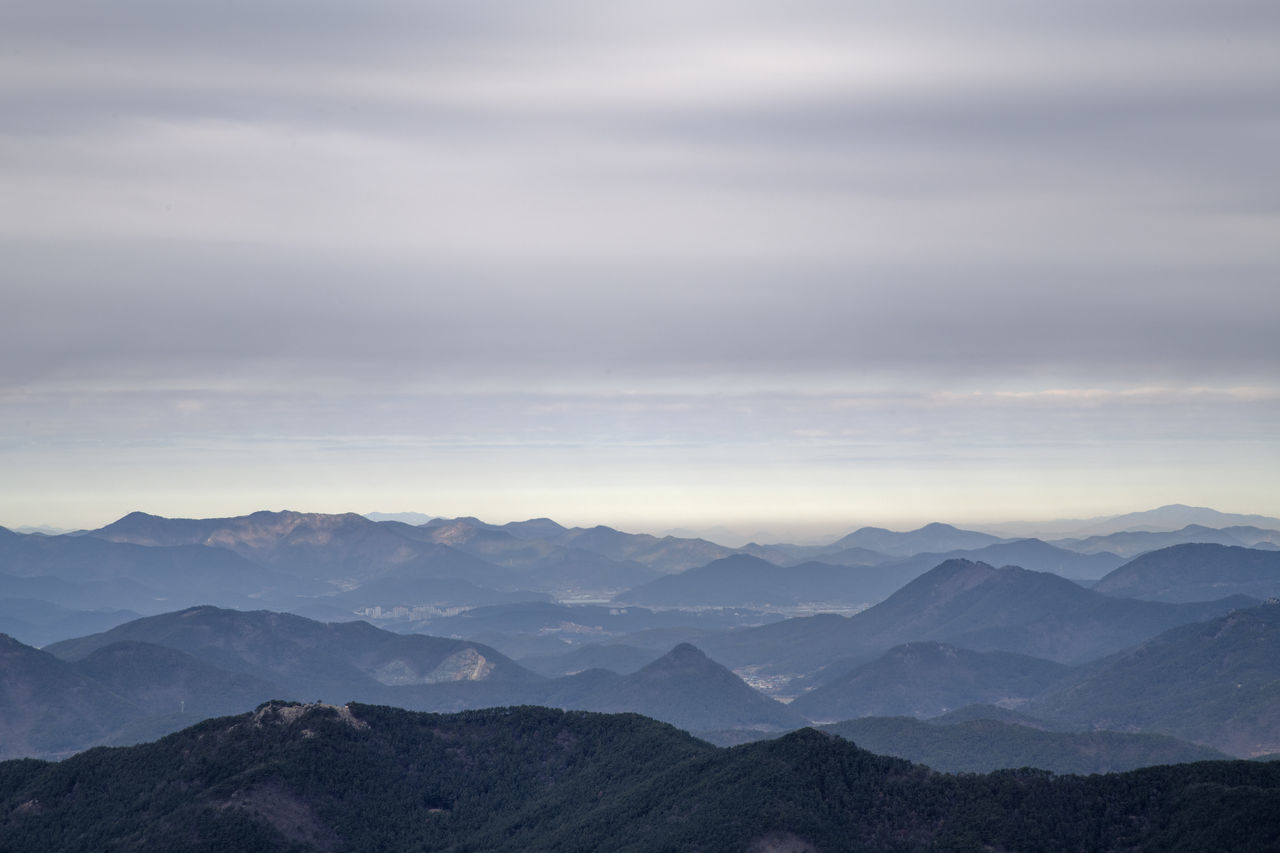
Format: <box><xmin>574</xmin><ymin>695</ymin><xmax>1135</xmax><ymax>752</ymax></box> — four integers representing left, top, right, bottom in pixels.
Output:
<box><xmin>371</xmin><ymin>648</ymin><xmax>494</xmax><ymax>685</ymax></box>
<box><xmin>250</xmin><ymin>701</ymin><xmax>369</xmax><ymax>731</ymax></box>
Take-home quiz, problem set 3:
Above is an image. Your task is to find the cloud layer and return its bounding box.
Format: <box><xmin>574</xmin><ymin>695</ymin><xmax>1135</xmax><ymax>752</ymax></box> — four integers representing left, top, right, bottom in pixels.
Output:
<box><xmin>3</xmin><ymin>1</ymin><xmax>1278</xmax><ymax>530</ymax></box>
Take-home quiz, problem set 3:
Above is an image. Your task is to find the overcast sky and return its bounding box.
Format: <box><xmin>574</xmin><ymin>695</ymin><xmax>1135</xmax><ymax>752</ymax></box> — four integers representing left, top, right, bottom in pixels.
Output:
<box><xmin>3</xmin><ymin>1</ymin><xmax>1278</xmax><ymax>539</ymax></box>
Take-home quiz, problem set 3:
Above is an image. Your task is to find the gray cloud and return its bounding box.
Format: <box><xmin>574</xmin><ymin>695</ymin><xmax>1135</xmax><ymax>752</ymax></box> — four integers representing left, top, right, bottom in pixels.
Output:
<box><xmin>3</xmin><ymin>0</ymin><xmax>1278</xmax><ymax>525</ymax></box>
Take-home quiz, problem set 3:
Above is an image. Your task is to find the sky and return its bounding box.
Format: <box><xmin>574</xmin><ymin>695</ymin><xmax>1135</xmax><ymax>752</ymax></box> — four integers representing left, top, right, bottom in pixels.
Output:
<box><xmin>3</xmin><ymin>1</ymin><xmax>1279</xmax><ymax>540</ymax></box>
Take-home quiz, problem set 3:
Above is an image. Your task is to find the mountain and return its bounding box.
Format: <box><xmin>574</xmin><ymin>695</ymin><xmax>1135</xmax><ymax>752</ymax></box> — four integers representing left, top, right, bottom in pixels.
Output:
<box><xmin>76</xmin><ymin>640</ymin><xmax>280</xmax><ymax>718</ymax></box>
<box><xmin>613</xmin><ymin>553</ymin><xmax>876</xmax><ymax>607</ymax></box>
<box><xmin>499</xmin><ymin>517</ymin><xmax>570</xmax><ymax>540</ymax></box>
<box><xmin>699</xmin><ymin>559</ymin><xmax>1254</xmax><ymax>680</ymax></box>
<box><xmin>789</xmin><ymin>642</ymin><xmax>1071</xmax><ymax>722</ymax></box>
<box><xmin>408</xmin><ymin>517</ymin><xmax>661</xmax><ymax>590</ymax></box>
<box><xmin>518</xmin><ymin>643</ymin><xmax>662</xmax><ymax>678</ymax></box>
<box><xmin>45</xmin><ymin>605</ymin><xmax>538</xmax><ymax>700</ymax></box>
<box><xmin>566</xmin><ymin>643</ymin><xmax>807</xmax><ymax>733</ymax></box>
<box><xmin>983</xmin><ymin>505</ymin><xmax>1280</xmax><ymax>540</ymax></box>
<box><xmin>1032</xmin><ymin>603</ymin><xmax>1280</xmax><ymax>756</ymax></box>
<box><xmin>361</xmin><ymin>511</ymin><xmax>437</xmax><ymax>524</ymax></box>
<box><xmin>1054</xmin><ymin>524</ymin><xmax>1280</xmax><ymax>558</ymax></box>
<box><xmin>416</xmin><ymin>600</ymin><xmax>775</xmax><ymax>647</ymax></box>
<box><xmin>421</xmin><ymin>516</ymin><xmax>743</xmax><ymax>575</ymax></box>
<box><xmin>0</xmin><ymin>525</ymin><xmax>310</xmax><ymax>612</ymax></box>
<box><xmin>866</xmin><ymin>538</ymin><xmax>1127</xmax><ymax>590</ymax></box>
<box><xmin>1092</xmin><ymin>544</ymin><xmax>1280</xmax><ymax>603</ymax></box>
<box><xmin>28</xmin><ymin>605</ymin><xmax>792</xmax><ymax>747</ymax></box>
<box><xmin>91</xmin><ymin>510</ymin><xmax>522</xmax><ymax>588</ymax></box>
<box><xmin>826</xmin><ymin>522</ymin><xmax>1006</xmax><ymax>557</ymax></box>
<box><xmin>0</xmin><ymin>634</ymin><xmax>144</xmax><ymax>759</ymax></box>
<box><xmin>1</xmin><ymin>628</ymin><xmax>277</xmax><ymax>760</ymax></box>
<box><xmin>820</xmin><ymin>716</ymin><xmax>1228</xmax><ymax>774</ymax></box>
<box><xmin>743</xmin><ymin>539</ymin><xmax>1127</xmax><ymax>609</ymax></box>
<box><xmin>0</xmin><ymin>598</ymin><xmax>139</xmax><ymax>647</ymax></box>
<box><xmin>781</xmin><ymin>544</ymin><xmax>890</xmax><ymax>567</ymax></box>
<box><xmin>1073</xmin><ymin>505</ymin><xmax>1280</xmax><ymax>537</ymax></box>
<box><xmin>330</xmin><ymin>574</ymin><xmax>549</xmax><ymax>612</ymax></box>
<box><xmin>3</xmin><ymin>702</ymin><xmax>1280</xmax><ymax>852</ymax></box>
<box><xmin>931</xmin><ymin>703</ymin><xmax>1059</xmax><ymax>729</ymax></box>
<box><xmin>551</xmin><ymin>524</ymin><xmax>736</xmax><ymax>572</ymax></box>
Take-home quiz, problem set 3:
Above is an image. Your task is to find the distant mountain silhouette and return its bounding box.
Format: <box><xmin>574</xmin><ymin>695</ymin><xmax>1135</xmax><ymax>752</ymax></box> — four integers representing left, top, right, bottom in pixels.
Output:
<box><xmin>1032</xmin><ymin>603</ymin><xmax>1280</xmax><ymax>756</ymax></box>
<box><xmin>0</xmin><ymin>524</ymin><xmax>310</xmax><ymax>612</ymax></box>
<box><xmin>1074</xmin><ymin>505</ymin><xmax>1280</xmax><ymax>537</ymax></box>
<box><xmin>499</xmin><ymin>517</ymin><xmax>570</xmax><ymax>540</ymax></box>
<box><xmin>46</xmin><ymin>605</ymin><xmax>537</xmax><ymax>700</ymax></box>
<box><xmin>564</xmin><ymin>643</ymin><xmax>807</xmax><ymax>732</ymax></box>
<box><xmin>1053</xmin><ymin>524</ymin><xmax>1280</xmax><ymax>558</ymax></box>
<box><xmin>19</xmin><ymin>606</ymin><xmax>793</xmax><ymax>755</ymax></box>
<box><xmin>331</xmin><ymin>574</ymin><xmax>549</xmax><ymax>611</ymax></box>
<box><xmin>614</xmin><ymin>553</ymin><xmax>874</xmax><ymax>607</ymax></box>
<box><xmin>790</xmin><ymin>641</ymin><xmax>1070</xmax><ymax>722</ymax></box>
<box><xmin>744</xmin><ymin>539</ymin><xmax>1128</xmax><ymax>608</ymax></box>
<box><xmin>518</xmin><ymin>642</ymin><xmax>662</xmax><ymax>678</ymax></box>
<box><xmin>0</xmin><ymin>598</ymin><xmax>139</xmax><ymax>647</ymax></box>
<box><xmin>417</xmin><ymin>600</ymin><xmax>774</xmax><ymax>646</ymax></box>
<box><xmin>362</xmin><ymin>511</ymin><xmax>438</xmax><ymax>525</ymax></box>
<box><xmin>699</xmin><ymin>559</ymin><xmax>1253</xmax><ymax>679</ymax></box>
<box><xmin>0</xmin><ymin>634</ymin><xmax>143</xmax><ymax>759</ymax></box>
<box><xmin>826</xmin><ymin>522</ymin><xmax>1006</xmax><ymax>557</ymax></box>
<box><xmin>1093</xmin><ymin>544</ymin><xmax>1280</xmax><ymax>603</ymax></box>
<box><xmin>552</xmin><ymin>525</ymin><xmax>737</xmax><ymax>572</ymax></box>
<box><xmin>866</xmin><ymin>538</ymin><xmax>1126</xmax><ymax>589</ymax></box>
<box><xmin>79</xmin><ymin>640</ymin><xmax>279</xmax><ymax>714</ymax></box>
<box><xmin>408</xmin><ymin>517</ymin><xmax>661</xmax><ymax>589</ymax></box>
<box><xmin>417</xmin><ymin>516</ymin><xmax>733</xmax><ymax>576</ymax></box>
<box><xmin>92</xmin><ymin>510</ymin><xmax>523</xmax><ymax>588</ymax></box>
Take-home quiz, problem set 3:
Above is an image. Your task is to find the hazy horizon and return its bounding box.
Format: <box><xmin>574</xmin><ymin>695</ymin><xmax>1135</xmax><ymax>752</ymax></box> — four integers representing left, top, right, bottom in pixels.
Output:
<box><xmin>5</xmin><ymin>1</ymin><xmax>1278</xmax><ymax>530</ymax></box>
<box><xmin>9</xmin><ymin>501</ymin><xmax>1280</xmax><ymax>550</ymax></box>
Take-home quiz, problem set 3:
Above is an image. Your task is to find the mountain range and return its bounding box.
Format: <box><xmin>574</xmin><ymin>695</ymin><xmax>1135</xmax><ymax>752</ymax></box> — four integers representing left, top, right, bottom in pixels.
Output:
<box><xmin>613</xmin><ymin>553</ymin><xmax>873</xmax><ymax>608</ymax></box>
<box><xmin>698</xmin><ymin>558</ymin><xmax>1254</xmax><ymax>681</ymax></box>
<box><xmin>1091</xmin><ymin>543</ymin><xmax>1280</xmax><ymax>603</ymax></box>
<box><xmin>5</xmin><ymin>504</ymin><xmax>1280</xmax><ymax>787</ymax></box>
<box><xmin>3</xmin><ymin>604</ymin><xmax>803</xmax><ymax>758</ymax></box>
<box><xmin>1031</xmin><ymin>602</ymin><xmax>1280</xmax><ymax>755</ymax></box>
<box><xmin>789</xmin><ymin>641</ymin><xmax>1071</xmax><ymax>722</ymax></box>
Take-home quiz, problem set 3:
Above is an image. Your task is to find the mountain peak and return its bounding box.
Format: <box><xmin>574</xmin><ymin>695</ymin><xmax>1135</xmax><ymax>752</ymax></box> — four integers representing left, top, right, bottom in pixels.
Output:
<box><xmin>666</xmin><ymin>642</ymin><xmax>706</xmax><ymax>659</ymax></box>
<box><xmin>918</xmin><ymin>522</ymin><xmax>960</xmax><ymax>532</ymax></box>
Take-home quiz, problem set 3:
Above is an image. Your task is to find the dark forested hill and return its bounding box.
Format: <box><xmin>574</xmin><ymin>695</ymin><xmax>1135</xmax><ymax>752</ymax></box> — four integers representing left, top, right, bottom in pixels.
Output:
<box><xmin>3</xmin><ymin>702</ymin><xmax>1279</xmax><ymax>852</ymax></box>
<box><xmin>819</xmin><ymin>715</ymin><xmax>1228</xmax><ymax>774</ymax></box>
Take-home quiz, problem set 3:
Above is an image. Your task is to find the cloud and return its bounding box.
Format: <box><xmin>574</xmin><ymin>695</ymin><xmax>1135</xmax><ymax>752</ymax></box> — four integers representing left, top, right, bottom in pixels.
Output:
<box><xmin>3</xmin><ymin>0</ymin><xmax>1278</xmax><ymax>524</ymax></box>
